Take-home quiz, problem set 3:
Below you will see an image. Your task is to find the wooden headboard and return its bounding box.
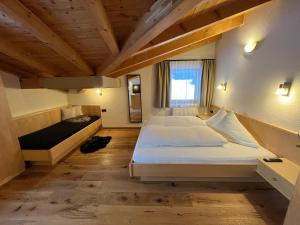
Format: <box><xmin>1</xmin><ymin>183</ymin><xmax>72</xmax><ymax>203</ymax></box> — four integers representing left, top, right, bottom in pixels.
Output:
<box><xmin>13</xmin><ymin>105</ymin><xmax>101</xmax><ymax>137</ymax></box>
<box><xmin>212</xmin><ymin>106</ymin><xmax>300</xmax><ymax>165</ymax></box>
<box><xmin>81</xmin><ymin>105</ymin><xmax>101</xmax><ymax>117</ymax></box>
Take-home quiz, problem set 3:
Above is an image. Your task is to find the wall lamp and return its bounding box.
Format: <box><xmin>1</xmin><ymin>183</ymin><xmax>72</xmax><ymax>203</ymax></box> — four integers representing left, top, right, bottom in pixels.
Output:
<box><xmin>244</xmin><ymin>41</ymin><xmax>258</xmax><ymax>53</ymax></box>
<box><xmin>96</xmin><ymin>88</ymin><xmax>102</xmax><ymax>96</ymax></box>
<box><xmin>275</xmin><ymin>82</ymin><xmax>291</xmax><ymax>96</ymax></box>
<box><xmin>217</xmin><ymin>82</ymin><xmax>227</xmax><ymax>91</ymax></box>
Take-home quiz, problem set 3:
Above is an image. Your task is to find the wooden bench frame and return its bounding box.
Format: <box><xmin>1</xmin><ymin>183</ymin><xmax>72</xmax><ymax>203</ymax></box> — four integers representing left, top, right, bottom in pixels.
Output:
<box><xmin>14</xmin><ymin>105</ymin><xmax>102</xmax><ymax>165</ymax></box>
<box><xmin>22</xmin><ymin>119</ymin><xmax>101</xmax><ymax>165</ymax></box>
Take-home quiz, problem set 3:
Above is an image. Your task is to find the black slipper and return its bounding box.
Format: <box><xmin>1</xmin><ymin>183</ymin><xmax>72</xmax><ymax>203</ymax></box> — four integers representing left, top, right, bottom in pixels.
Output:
<box><xmin>80</xmin><ymin>136</ymin><xmax>112</xmax><ymax>153</ymax></box>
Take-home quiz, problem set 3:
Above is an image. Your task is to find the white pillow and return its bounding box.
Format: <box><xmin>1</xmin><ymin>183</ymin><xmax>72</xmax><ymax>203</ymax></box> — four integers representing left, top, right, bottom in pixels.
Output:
<box><xmin>74</xmin><ymin>105</ymin><xmax>83</xmax><ymax>116</ymax></box>
<box><xmin>139</xmin><ymin>125</ymin><xmax>227</xmax><ymax>147</ymax></box>
<box><xmin>206</xmin><ymin>107</ymin><xmax>227</xmax><ymax>126</ymax></box>
<box><xmin>209</xmin><ymin>111</ymin><xmax>259</xmax><ymax>148</ymax></box>
<box><xmin>61</xmin><ymin>107</ymin><xmax>76</xmax><ymax>120</ymax></box>
<box><xmin>172</xmin><ymin>107</ymin><xmax>199</xmax><ymax>116</ymax></box>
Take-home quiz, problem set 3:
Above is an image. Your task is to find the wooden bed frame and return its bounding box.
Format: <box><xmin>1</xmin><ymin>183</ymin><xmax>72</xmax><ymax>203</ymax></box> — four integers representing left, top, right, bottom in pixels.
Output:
<box><xmin>129</xmin><ymin>107</ymin><xmax>299</xmax><ymax>182</ymax></box>
<box><xmin>129</xmin><ymin>160</ymin><xmax>261</xmax><ymax>182</ymax></box>
<box><xmin>13</xmin><ymin>105</ymin><xmax>102</xmax><ymax>165</ymax></box>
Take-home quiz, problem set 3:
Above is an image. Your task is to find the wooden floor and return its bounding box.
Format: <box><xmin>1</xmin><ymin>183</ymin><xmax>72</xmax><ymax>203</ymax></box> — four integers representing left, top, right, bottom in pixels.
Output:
<box><xmin>0</xmin><ymin>128</ymin><xmax>289</xmax><ymax>225</ymax></box>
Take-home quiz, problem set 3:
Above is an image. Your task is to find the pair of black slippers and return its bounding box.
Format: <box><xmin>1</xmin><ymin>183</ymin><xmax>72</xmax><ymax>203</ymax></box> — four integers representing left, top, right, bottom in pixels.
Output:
<box><xmin>80</xmin><ymin>136</ymin><xmax>112</xmax><ymax>154</ymax></box>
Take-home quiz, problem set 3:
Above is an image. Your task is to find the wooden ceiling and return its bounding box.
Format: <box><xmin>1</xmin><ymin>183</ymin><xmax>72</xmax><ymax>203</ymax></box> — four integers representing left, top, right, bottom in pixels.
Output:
<box><xmin>0</xmin><ymin>0</ymin><xmax>271</xmax><ymax>80</ymax></box>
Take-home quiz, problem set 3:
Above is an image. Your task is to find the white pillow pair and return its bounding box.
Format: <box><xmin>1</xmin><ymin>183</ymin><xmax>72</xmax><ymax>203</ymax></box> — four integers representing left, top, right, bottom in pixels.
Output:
<box><xmin>206</xmin><ymin>108</ymin><xmax>259</xmax><ymax>148</ymax></box>
<box><xmin>61</xmin><ymin>106</ymin><xmax>83</xmax><ymax>120</ymax></box>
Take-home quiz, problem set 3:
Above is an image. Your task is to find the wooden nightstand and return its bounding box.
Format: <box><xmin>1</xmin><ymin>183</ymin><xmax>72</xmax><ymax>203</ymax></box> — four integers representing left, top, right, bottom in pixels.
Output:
<box><xmin>256</xmin><ymin>158</ymin><xmax>300</xmax><ymax>200</ymax></box>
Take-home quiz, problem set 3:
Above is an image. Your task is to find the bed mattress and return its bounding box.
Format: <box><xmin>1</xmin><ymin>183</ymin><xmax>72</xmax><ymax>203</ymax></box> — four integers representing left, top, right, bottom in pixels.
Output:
<box><xmin>19</xmin><ymin>116</ymin><xmax>100</xmax><ymax>150</ymax></box>
<box><xmin>133</xmin><ymin>141</ymin><xmax>276</xmax><ymax>165</ymax></box>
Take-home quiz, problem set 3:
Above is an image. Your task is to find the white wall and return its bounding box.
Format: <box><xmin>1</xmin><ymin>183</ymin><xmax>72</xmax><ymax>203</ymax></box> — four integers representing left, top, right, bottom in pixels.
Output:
<box><xmin>1</xmin><ymin>71</ymin><xmax>68</xmax><ymax>117</ymax></box>
<box><xmin>68</xmin><ymin>66</ymin><xmax>154</xmax><ymax>127</ymax></box>
<box><xmin>213</xmin><ymin>0</ymin><xmax>300</xmax><ymax>133</ymax></box>
<box><xmin>68</xmin><ymin>43</ymin><xmax>216</xmax><ymax>127</ymax></box>
<box><xmin>171</xmin><ymin>43</ymin><xmax>215</xmax><ymax>60</ymax></box>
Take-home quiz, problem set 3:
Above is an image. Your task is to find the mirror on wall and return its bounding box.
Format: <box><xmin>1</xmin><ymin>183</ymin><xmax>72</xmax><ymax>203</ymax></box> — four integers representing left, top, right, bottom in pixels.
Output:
<box><xmin>127</xmin><ymin>74</ymin><xmax>142</xmax><ymax>123</ymax></box>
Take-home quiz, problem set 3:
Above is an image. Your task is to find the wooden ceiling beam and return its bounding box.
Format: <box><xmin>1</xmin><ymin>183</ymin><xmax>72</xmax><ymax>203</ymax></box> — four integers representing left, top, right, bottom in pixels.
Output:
<box><xmin>0</xmin><ymin>37</ymin><xmax>60</xmax><ymax>78</ymax></box>
<box><xmin>106</xmin><ymin>15</ymin><xmax>244</xmax><ymax>77</ymax></box>
<box><xmin>107</xmin><ymin>35</ymin><xmax>221</xmax><ymax>78</ymax></box>
<box><xmin>145</xmin><ymin>0</ymin><xmax>271</xmax><ymax>48</ymax></box>
<box><xmin>96</xmin><ymin>0</ymin><xmax>206</xmax><ymax>75</ymax></box>
<box><xmin>85</xmin><ymin>0</ymin><xmax>119</xmax><ymax>55</ymax></box>
<box><xmin>0</xmin><ymin>61</ymin><xmax>36</xmax><ymax>78</ymax></box>
<box><xmin>0</xmin><ymin>0</ymin><xmax>94</xmax><ymax>75</ymax></box>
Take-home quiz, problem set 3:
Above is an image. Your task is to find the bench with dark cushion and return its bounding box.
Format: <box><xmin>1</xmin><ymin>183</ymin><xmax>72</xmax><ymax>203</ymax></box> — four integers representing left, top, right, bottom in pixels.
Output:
<box><xmin>19</xmin><ymin>116</ymin><xmax>100</xmax><ymax>150</ymax></box>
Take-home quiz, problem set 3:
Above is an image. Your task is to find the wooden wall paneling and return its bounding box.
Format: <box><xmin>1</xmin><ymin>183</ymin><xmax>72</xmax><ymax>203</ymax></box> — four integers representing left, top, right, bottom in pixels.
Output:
<box><xmin>0</xmin><ymin>0</ymin><xmax>93</xmax><ymax>75</ymax></box>
<box><xmin>85</xmin><ymin>0</ymin><xmax>119</xmax><ymax>55</ymax></box>
<box><xmin>97</xmin><ymin>0</ymin><xmax>206</xmax><ymax>75</ymax></box>
<box><xmin>81</xmin><ymin>105</ymin><xmax>102</xmax><ymax>117</ymax></box>
<box><xmin>0</xmin><ymin>75</ymin><xmax>24</xmax><ymax>186</ymax></box>
<box><xmin>145</xmin><ymin>0</ymin><xmax>271</xmax><ymax>48</ymax></box>
<box><xmin>212</xmin><ymin>106</ymin><xmax>300</xmax><ymax>165</ymax></box>
<box><xmin>12</xmin><ymin>107</ymin><xmax>62</xmax><ymax>137</ymax></box>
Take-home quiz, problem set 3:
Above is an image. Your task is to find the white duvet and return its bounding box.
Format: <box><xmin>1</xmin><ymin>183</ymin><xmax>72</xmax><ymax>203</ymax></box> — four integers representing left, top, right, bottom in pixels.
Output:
<box><xmin>139</xmin><ymin>125</ymin><xmax>228</xmax><ymax>147</ymax></box>
<box><xmin>144</xmin><ymin>116</ymin><xmax>206</xmax><ymax>127</ymax></box>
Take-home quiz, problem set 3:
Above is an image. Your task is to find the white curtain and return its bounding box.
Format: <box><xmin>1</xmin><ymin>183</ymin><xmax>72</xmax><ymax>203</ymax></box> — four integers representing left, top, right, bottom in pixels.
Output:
<box><xmin>170</xmin><ymin>60</ymin><xmax>203</xmax><ymax>108</ymax></box>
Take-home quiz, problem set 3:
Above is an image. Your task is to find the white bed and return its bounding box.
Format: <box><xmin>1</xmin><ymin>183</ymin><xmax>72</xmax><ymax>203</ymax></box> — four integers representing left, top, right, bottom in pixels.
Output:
<box><xmin>129</xmin><ymin>115</ymin><xmax>277</xmax><ymax>181</ymax></box>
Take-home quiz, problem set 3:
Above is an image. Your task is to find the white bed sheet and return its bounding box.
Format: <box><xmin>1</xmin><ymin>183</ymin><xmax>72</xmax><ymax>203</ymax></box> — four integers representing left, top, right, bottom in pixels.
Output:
<box><xmin>136</xmin><ymin>116</ymin><xmax>276</xmax><ymax>165</ymax></box>
<box><xmin>133</xmin><ymin>140</ymin><xmax>276</xmax><ymax>165</ymax></box>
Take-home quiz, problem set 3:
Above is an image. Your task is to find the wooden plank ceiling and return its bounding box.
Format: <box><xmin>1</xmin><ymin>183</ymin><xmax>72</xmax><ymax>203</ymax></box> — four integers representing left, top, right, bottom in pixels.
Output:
<box><xmin>0</xmin><ymin>0</ymin><xmax>271</xmax><ymax>80</ymax></box>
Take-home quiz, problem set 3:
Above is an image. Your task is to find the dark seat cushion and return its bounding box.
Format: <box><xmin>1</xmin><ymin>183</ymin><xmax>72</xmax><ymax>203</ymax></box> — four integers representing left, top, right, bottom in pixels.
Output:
<box><xmin>19</xmin><ymin>116</ymin><xmax>100</xmax><ymax>150</ymax></box>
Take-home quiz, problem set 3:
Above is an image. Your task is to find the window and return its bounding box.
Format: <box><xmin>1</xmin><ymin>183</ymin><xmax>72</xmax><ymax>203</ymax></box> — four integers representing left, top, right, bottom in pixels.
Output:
<box><xmin>170</xmin><ymin>60</ymin><xmax>202</xmax><ymax>107</ymax></box>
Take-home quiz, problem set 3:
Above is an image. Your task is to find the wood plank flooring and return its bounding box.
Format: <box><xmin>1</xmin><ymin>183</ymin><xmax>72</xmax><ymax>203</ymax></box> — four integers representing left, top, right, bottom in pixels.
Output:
<box><xmin>0</xmin><ymin>128</ymin><xmax>289</xmax><ymax>225</ymax></box>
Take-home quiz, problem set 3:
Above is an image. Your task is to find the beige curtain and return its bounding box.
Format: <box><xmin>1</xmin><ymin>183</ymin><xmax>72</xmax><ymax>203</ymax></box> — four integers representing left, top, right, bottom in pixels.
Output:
<box><xmin>200</xmin><ymin>59</ymin><xmax>216</xmax><ymax>114</ymax></box>
<box><xmin>155</xmin><ymin>61</ymin><xmax>170</xmax><ymax>108</ymax></box>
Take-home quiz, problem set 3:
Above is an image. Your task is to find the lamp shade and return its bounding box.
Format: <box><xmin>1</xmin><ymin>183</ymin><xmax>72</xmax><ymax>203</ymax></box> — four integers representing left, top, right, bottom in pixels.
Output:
<box><xmin>132</xmin><ymin>84</ymin><xmax>141</xmax><ymax>94</ymax></box>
